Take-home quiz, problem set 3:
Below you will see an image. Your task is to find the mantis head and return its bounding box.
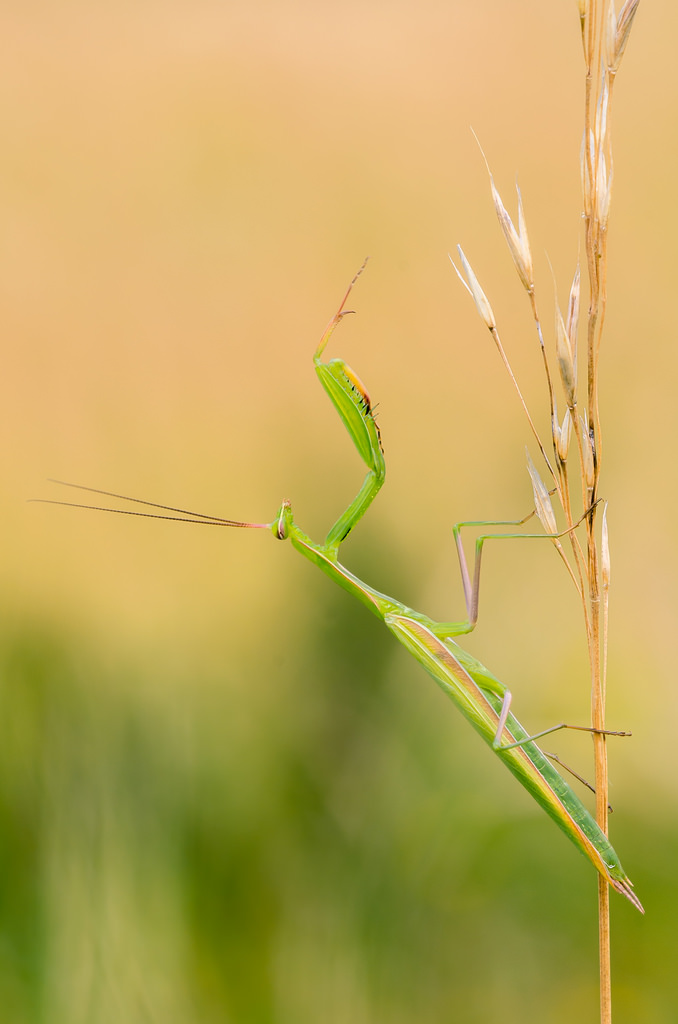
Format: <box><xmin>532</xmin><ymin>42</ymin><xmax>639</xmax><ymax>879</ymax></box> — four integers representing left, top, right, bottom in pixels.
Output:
<box><xmin>272</xmin><ymin>500</ymin><xmax>293</xmax><ymax>540</ymax></box>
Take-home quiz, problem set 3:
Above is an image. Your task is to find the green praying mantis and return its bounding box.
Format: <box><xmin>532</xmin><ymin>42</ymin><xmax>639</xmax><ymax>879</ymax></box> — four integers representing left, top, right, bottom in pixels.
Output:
<box><xmin>38</xmin><ymin>269</ymin><xmax>643</xmax><ymax>914</ymax></box>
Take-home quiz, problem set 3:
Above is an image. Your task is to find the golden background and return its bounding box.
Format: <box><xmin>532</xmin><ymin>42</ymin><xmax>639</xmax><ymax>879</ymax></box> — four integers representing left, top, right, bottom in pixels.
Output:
<box><xmin>2</xmin><ymin>2</ymin><xmax>675</xmax><ymax>1021</ymax></box>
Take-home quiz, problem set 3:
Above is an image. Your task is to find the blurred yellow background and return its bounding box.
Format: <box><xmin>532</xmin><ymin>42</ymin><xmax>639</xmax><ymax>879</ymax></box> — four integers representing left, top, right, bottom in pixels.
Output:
<box><xmin>2</xmin><ymin>2</ymin><xmax>675</xmax><ymax>1021</ymax></box>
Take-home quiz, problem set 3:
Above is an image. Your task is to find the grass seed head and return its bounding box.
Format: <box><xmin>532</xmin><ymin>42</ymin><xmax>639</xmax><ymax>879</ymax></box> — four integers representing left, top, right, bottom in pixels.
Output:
<box><xmin>566</xmin><ymin>264</ymin><xmax>581</xmax><ymax>358</ymax></box>
<box><xmin>451</xmin><ymin>247</ymin><xmax>496</xmax><ymax>330</ymax></box>
<box><xmin>609</xmin><ymin>0</ymin><xmax>641</xmax><ymax>74</ymax></box>
<box><xmin>556</xmin><ymin>304</ymin><xmax>577</xmax><ymax>407</ymax></box>
<box><xmin>490</xmin><ymin>179</ymin><xmax>534</xmax><ymax>292</ymax></box>
<box><xmin>526</xmin><ymin>450</ymin><xmax>558</xmax><ymax>535</ymax></box>
<box><xmin>555</xmin><ymin>407</ymin><xmax>573</xmax><ymax>463</ymax></box>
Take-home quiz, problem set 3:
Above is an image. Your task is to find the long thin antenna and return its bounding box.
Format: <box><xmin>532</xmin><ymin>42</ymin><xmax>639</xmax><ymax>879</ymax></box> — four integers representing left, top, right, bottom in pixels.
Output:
<box><xmin>30</xmin><ymin>480</ymin><xmax>270</xmax><ymax>529</ymax></box>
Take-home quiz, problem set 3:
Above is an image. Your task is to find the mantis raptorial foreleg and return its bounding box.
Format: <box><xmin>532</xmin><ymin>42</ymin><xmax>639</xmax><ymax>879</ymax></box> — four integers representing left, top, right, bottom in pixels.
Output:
<box><xmin>313</xmin><ymin>258</ymin><xmax>386</xmax><ymax>555</ymax></box>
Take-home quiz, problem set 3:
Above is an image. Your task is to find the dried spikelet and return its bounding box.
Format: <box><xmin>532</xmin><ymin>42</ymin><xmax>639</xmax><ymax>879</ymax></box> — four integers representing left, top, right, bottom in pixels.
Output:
<box><xmin>600</xmin><ymin>158</ymin><xmax>614</xmax><ymax>228</ymax></box>
<box><xmin>605</xmin><ymin>0</ymin><xmax>618</xmax><ymax>68</ymax></box>
<box><xmin>555</xmin><ymin>407</ymin><xmax>572</xmax><ymax>463</ymax></box>
<box><xmin>490</xmin><ymin>179</ymin><xmax>534</xmax><ymax>293</ymax></box>
<box><xmin>595</xmin><ymin>151</ymin><xmax>614</xmax><ymax>229</ymax></box>
<box><xmin>555</xmin><ymin>304</ymin><xmax>577</xmax><ymax>407</ymax></box>
<box><xmin>596</xmin><ymin>79</ymin><xmax>610</xmax><ymax>149</ymax></box>
<box><xmin>526</xmin><ymin>450</ymin><xmax>558</xmax><ymax>535</ymax></box>
<box><xmin>517</xmin><ymin>187</ymin><xmax>530</xmax><ymax>259</ymax></box>
<box><xmin>578</xmin><ymin>0</ymin><xmax>588</xmax><ymax>57</ymax></box>
<box><xmin>451</xmin><ymin>247</ymin><xmax>496</xmax><ymax>330</ymax></box>
<box><xmin>580</xmin><ymin>414</ymin><xmax>596</xmax><ymax>489</ymax></box>
<box><xmin>609</xmin><ymin>0</ymin><xmax>641</xmax><ymax>74</ymax></box>
<box><xmin>601</xmin><ymin>503</ymin><xmax>611</xmax><ymax>589</ymax></box>
<box><xmin>580</xmin><ymin>130</ymin><xmax>593</xmax><ymax>218</ymax></box>
<box><xmin>566</xmin><ymin>264</ymin><xmax>581</xmax><ymax>363</ymax></box>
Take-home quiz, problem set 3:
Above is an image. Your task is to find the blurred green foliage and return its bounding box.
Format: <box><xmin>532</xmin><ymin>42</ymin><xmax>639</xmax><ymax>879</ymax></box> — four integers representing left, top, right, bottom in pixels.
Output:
<box><xmin>1</xmin><ymin>550</ymin><xmax>675</xmax><ymax>1024</ymax></box>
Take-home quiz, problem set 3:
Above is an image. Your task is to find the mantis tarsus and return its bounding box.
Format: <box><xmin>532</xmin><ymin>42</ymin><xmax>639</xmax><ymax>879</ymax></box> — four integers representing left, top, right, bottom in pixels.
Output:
<box><xmin>37</xmin><ymin>269</ymin><xmax>643</xmax><ymax>914</ymax></box>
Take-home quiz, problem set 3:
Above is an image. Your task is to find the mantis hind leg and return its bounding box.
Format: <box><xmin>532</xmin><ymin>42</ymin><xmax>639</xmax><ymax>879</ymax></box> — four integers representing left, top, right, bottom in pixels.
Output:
<box><xmin>451</xmin><ymin>502</ymin><xmax>596</xmax><ymax>633</ymax></box>
<box><xmin>491</xmin><ymin>689</ymin><xmax>630</xmax><ymax>752</ymax></box>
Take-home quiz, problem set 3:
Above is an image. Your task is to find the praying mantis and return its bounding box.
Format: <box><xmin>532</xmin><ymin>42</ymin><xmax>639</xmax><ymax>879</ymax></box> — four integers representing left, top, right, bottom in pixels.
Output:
<box><xmin>38</xmin><ymin>270</ymin><xmax>643</xmax><ymax>914</ymax></box>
